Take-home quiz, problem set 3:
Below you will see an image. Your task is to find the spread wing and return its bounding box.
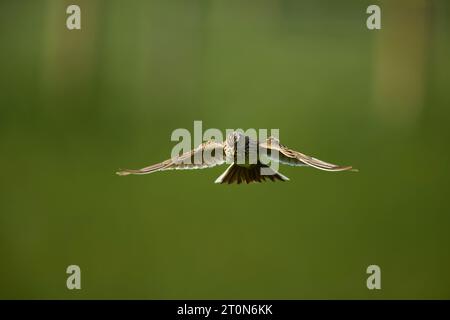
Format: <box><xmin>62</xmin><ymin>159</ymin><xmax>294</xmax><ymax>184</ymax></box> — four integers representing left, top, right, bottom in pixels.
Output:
<box><xmin>259</xmin><ymin>137</ymin><xmax>356</xmax><ymax>172</ymax></box>
<box><xmin>116</xmin><ymin>140</ymin><xmax>225</xmax><ymax>176</ymax></box>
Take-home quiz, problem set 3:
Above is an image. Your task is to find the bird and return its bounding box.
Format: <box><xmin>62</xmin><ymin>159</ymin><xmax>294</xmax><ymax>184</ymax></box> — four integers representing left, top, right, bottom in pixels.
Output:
<box><xmin>116</xmin><ymin>131</ymin><xmax>356</xmax><ymax>184</ymax></box>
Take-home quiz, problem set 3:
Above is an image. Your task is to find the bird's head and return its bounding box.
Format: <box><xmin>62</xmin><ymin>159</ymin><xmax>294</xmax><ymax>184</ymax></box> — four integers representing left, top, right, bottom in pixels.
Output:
<box><xmin>227</xmin><ymin>131</ymin><xmax>246</xmax><ymax>148</ymax></box>
<box><xmin>225</xmin><ymin>131</ymin><xmax>246</xmax><ymax>158</ymax></box>
<box><xmin>227</xmin><ymin>131</ymin><xmax>245</xmax><ymax>146</ymax></box>
<box><xmin>232</xmin><ymin>131</ymin><xmax>245</xmax><ymax>143</ymax></box>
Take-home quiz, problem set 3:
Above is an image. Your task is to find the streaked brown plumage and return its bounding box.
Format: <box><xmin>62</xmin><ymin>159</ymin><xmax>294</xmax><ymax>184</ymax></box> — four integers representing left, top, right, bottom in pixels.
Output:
<box><xmin>117</xmin><ymin>131</ymin><xmax>356</xmax><ymax>184</ymax></box>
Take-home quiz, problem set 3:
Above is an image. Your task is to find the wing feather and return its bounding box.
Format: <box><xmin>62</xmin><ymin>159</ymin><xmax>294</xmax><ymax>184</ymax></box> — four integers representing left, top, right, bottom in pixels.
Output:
<box><xmin>259</xmin><ymin>137</ymin><xmax>355</xmax><ymax>172</ymax></box>
<box><xmin>117</xmin><ymin>141</ymin><xmax>225</xmax><ymax>176</ymax></box>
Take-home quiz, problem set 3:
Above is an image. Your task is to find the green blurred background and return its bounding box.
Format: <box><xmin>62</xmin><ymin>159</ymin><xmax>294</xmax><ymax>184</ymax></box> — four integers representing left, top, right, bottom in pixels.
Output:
<box><xmin>1</xmin><ymin>0</ymin><xmax>449</xmax><ymax>299</ymax></box>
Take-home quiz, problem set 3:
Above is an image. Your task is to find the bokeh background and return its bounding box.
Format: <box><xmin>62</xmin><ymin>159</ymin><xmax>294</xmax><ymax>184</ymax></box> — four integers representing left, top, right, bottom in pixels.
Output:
<box><xmin>1</xmin><ymin>0</ymin><xmax>449</xmax><ymax>299</ymax></box>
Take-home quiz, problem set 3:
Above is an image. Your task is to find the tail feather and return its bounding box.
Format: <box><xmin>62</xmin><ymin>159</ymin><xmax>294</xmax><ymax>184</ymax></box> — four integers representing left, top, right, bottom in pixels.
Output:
<box><xmin>215</xmin><ymin>163</ymin><xmax>289</xmax><ymax>184</ymax></box>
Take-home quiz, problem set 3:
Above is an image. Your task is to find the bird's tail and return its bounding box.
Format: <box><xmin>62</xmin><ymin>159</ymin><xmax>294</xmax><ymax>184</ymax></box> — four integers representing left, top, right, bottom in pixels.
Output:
<box><xmin>214</xmin><ymin>163</ymin><xmax>289</xmax><ymax>184</ymax></box>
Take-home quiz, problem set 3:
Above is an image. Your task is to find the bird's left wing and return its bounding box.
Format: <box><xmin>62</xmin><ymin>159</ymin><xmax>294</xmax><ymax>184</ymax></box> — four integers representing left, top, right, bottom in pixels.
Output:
<box><xmin>259</xmin><ymin>137</ymin><xmax>355</xmax><ymax>172</ymax></box>
<box><xmin>117</xmin><ymin>140</ymin><xmax>225</xmax><ymax>176</ymax></box>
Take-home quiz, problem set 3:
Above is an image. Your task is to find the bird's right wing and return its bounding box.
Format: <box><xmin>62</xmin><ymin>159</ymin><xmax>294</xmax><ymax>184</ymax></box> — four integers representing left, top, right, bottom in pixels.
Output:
<box><xmin>117</xmin><ymin>140</ymin><xmax>225</xmax><ymax>176</ymax></box>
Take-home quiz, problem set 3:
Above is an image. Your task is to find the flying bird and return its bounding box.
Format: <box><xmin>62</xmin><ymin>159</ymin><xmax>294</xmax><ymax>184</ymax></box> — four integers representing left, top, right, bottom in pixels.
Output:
<box><xmin>116</xmin><ymin>131</ymin><xmax>356</xmax><ymax>184</ymax></box>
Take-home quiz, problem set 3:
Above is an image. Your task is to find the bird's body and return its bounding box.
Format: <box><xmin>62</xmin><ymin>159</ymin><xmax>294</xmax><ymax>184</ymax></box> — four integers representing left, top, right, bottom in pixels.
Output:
<box><xmin>117</xmin><ymin>131</ymin><xmax>356</xmax><ymax>184</ymax></box>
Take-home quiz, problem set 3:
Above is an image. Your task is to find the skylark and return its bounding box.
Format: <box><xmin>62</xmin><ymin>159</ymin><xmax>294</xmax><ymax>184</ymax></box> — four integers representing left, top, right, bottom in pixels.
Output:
<box><xmin>117</xmin><ymin>131</ymin><xmax>356</xmax><ymax>184</ymax></box>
